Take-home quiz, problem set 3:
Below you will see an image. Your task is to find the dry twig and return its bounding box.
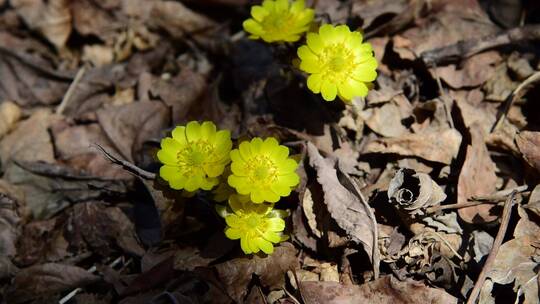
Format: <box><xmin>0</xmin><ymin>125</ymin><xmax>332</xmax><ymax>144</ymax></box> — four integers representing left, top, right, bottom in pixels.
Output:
<box><xmin>466</xmin><ymin>191</ymin><xmax>517</xmax><ymax>304</ymax></box>
<box><xmin>93</xmin><ymin>144</ymin><xmax>156</xmax><ymax>180</ymax></box>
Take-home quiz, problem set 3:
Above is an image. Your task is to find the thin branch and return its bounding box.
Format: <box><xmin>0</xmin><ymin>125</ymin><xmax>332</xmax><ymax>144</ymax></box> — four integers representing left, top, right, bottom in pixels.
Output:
<box><xmin>92</xmin><ymin>144</ymin><xmax>156</xmax><ymax>180</ymax></box>
<box><xmin>466</xmin><ymin>191</ymin><xmax>516</xmax><ymax>304</ymax></box>
<box><xmin>56</xmin><ymin>66</ymin><xmax>86</xmax><ymax>115</ymax></box>
<box><xmin>421</xmin><ymin>24</ymin><xmax>540</xmax><ymax>65</ymax></box>
<box><xmin>491</xmin><ymin>71</ymin><xmax>540</xmax><ymax>133</ymax></box>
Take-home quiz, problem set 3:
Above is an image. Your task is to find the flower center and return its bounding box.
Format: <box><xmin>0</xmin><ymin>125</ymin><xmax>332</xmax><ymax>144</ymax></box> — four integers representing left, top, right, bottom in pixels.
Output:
<box><xmin>261</xmin><ymin>11</ymin><xmax>295</xmax><ymax>36</ymax></box>
<box><xmin>321</xmin><ymin>45</ymin><xmax>358</xmax><ymax>81</ymax></box>
<box><xmin>177</xmin><ymin>141</ymin><xmax>213</xmax><ymax>168</ymax></box>
<box><xmin>246</xmin><ymin>215</ymin><xmax>261</xmax><ymax>228</ymax></box>
<box><xmin>329</xmin><ymin>56</ymin><xmax>346</xmax><ymax>72</ymax></box>
<box><xmin>247</xmin><ymin>156</ymin><xmax>278</xmax><ymax>184</ymax></box>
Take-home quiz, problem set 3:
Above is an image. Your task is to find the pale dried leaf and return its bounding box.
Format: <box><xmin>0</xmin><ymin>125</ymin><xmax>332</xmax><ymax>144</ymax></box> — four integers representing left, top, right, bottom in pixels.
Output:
<box><xmin>457</xmin><ymin>123</ymin><xmax>498</xmax><ymax>223</ymax></box>
<box><xmin>301</xmin><ymin>275</ymin><xmax>457</xmax><ymax>304</ymax></box>
<box><xmin>307</xmin><ymin>142</ymin><xmax>377</xmax><ymax>264</ymax></box>
<box><xmin>12</xmin><ymin>0</ymin><xmax>72</xmax><ymax>50</ymax></box>
<box><xmin>516</xmin><ymin>131</ymin><xmax>540</xmax><ymax>172</ymax></box>
<box><xmin>362</xmin><ymin>102</ymin><xmax>408</xmax><ymax>137</ymax></box>
<box><xmin>0</xmin><ymin>101</ymin><xmax>21</xmax><ymax>139</ymax></box>
<box><xmin>0</xmin><ymin>109</ymin><xmax>60</xmax><ymax>166</ymax></box>
<box><xmin>364</xmin><ymin>128</ymin><xmax>461</xmax><ymax>165</ymax></box>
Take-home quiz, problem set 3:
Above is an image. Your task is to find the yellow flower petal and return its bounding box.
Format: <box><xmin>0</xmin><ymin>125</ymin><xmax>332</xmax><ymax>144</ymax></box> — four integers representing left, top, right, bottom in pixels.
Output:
<box><xmin>240</xmin><ymin>237</ymin><xmax>252</xmax><ymax>254</ymax></box>
<box><xmin>297</xmin><ymin>45</ymin><xmax>317</xmax><ymax>62</ymax></box>
<box><xmin>262</xmin><ymin>230</ymin><xmax>281</xmax><ymax>243</ymax></box>
<box><xmin>306</xmin><ymin>32</ymin><xmax>324</xmax><ymax>54</ymax></box>
<box><xmin>225</xmin><ymin>227</ymin><xmax>242</xmax><ymax>240</ymax></box>
<box><xmin>256</xmin><ymin>238</ymin><xmax>274</xmax><ymax>254</ymax></box>
<box><xmin>267</xmin><ymin>218</ymin><xmax>286</xmax><ymax>231</ymax></box>
<box><xmin>307</xmin><ymin>74</ymin><xmax>323</xmax><ymax>94</ymax></box>
<box><xmin>185</xmin><ymin>121</ymin><xmax>202</xmax><ymax>142</ymax></box>
<box><xmin>275</xmin><ymin>0</ymin><xmax>288</xmax><ymax>11</ymax></box>
<box><xmin>171</xmin><ymin>126</ymin><xmax>187</xmax><ymax>144</ymax></box>
<box><xmin>271</xmin><ymin>183</ymin><xmax>292</xmax><ymax>197</ymax></box>
<box><xmin>251</xmin><ymin>6</ymin><xmax>269</xmax><ymax>22</ymax></box>
<box><xmin>278</xmin><ymin>173</ymin><xmax>300</xmax><ymax>187</ymax></box>
<box><xmin>243</xmin><ymin>19</ymin><xmax>264</xmax><ymax>36</ymax></box>
<box><xmin>238</xmin><ymin>141</ymin><xmax>252</xmax><ymax>159</ymax></box>
<box><xmin>200</xmin><ymin>121</ymin><xmax>216</xmax><ymax>140</ymax></box>
<box><xmin>290</xmin><ymin>0</ymin><xmax>305</xmax><ymax>13</ymax></box>
<box><xmin>157</xmin><ymin>149</ymin><xmax>176</xmax><ymax>165</ymax></box>
<box><xmin>321</xmin><ymin>81</ymin><xmax>338</xmax><ymax>101</ymax></box>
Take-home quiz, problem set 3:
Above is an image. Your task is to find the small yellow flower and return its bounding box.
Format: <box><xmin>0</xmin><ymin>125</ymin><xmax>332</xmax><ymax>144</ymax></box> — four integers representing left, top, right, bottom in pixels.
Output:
<box><xmin>157</xmin><ymin>121</ymin><xmax>232</xmax><ymax>192</ymax></box>
<box><xmin>297</xmin><ymin>24</ymin><xmax>378</xmax><ymax>102</ymax></box>
<box><xmin>217</xmin><ymin>195</ymin><xmax>288</xmax><ymax>254</ymax></box>
<box><xmin>228</xmin><ymin>137</ymin><xmax>300</xmax><ymax>203</ymax></box>
<box><xmin>243</xmin><ymin>0</ymin><xmax>314</xmax><ymax>43</ymax></box>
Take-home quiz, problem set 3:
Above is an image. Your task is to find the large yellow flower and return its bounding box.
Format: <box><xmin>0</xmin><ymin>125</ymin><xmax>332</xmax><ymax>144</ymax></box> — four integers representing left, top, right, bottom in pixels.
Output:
<box><xmin>243</xmin><ymin>0</ymin><xmax>314</xmax><ymax>43</ymax></box>
<box><xmin>297</xmin><ymin>24</ymin><xmax>378</xmax><ymax>102</ymax></box>
<box><xmin>228</xmin><ymin>137</ymin><xmax>300</xmax><ymax>203</ymax></box>
<box><xmin>157</xmin><ymin>121</ymin><xmax>232</xmax><ymax>192</ymax></box>
<box><xmin>217</xmin><ymin>195</ymin><xmax>288</xmax><ymax>254</ymax></box>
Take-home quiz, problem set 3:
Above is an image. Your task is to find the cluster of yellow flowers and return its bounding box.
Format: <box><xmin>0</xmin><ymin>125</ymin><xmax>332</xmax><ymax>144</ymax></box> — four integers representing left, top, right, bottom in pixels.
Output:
<box><xmin>157</xmin><ymin>121</ymin><xmax>299</xmax><ymax>254</ymax></box>
<box><xmin>242</xmin><ymin>0</ymin><xmax>378</xmax><ymax>102</ymax></box>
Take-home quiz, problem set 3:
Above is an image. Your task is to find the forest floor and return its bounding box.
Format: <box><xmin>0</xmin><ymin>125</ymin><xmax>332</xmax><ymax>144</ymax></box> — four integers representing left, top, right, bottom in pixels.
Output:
<box><xmin>1</xmin><ymin>0</ymin><xmax>540</xmax><ymax>303</ymax></box>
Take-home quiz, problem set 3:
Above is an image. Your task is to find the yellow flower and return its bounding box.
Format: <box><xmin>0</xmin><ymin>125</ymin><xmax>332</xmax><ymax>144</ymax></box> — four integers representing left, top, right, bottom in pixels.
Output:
<box><xmin>157</xmin><ymin>121</ymin><xmax>232</xmax><ymax>192</ymax></box>
<box><xmin>243</xmin><ymin>0</ymin><xmax>314</xmax><ymax>43</ymax></box>
<box><xmin>217</xmin><ymin>194</ymin><xmax>288</xmax><ymax>254</ymax></box>
<box><xmin>297</xmin><ymin>24</ymin><xmax>378</xmax><ymax>102</ymax></box>
<box><xmin>228</xmin><ymin>137</ymin><xmax>300</xmax><ymax>203</ymax></box>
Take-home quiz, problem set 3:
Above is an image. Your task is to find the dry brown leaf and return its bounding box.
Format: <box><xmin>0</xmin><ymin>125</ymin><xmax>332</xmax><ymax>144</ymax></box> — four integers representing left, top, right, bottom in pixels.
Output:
<box><xmin>0</xmin><ymin>48</ymin><xmax>71</xmax><ymax>107</ymax></box>
<box><xmin>12</xmin><ymin>0</ymin><xmax>72</xmax><ymax>50</ymax></box>
<box><xmin>4</xmin><ymin>161</ymin><xmax>130</xmax><ymax>219</ymax></box>
<box><xmin>5</xmin><ymin>263</ymin><xmax>100</xmax><ymax>303</ymax></box>
<box><xmin>480</xmin><ymin>235</ymin><xmax>539</xmax><ymax>304</ymax></box>
<box><xmin>516</xmin><ymin>131</ymin><xmax>540</xmax><ymax>172</ymax></box>
<box><xmin>0</xmin><ymin>101</ymin><xmax>21</xmax><ymax>139</ymax></box>
<box><xmin>307</xmin><ymin>142</ymin><xmax>378</xmax><ymax>268</ymax></box>
<box><xmin>215</xmin><ymin>243</ymin><xmax>298</xmax><ymax>302</ymax></box>
<box><xmin>173</xmin><ymin>247</ymin><xmax>214</xmax><ymax>271</ymax></box>
<box><xmin>149</xmin><ymin>0</ymin><xmax>217</xmax><ymax>39</ymax></box>
<box><xmin>364</xmin><ymin>128</ymin><xmax>462</xmax><ymax>165</ymax></box>
<box><xmin>361</xmin><ymin>102</ymin><xmax>408</xmax><ymax>137</ymax></box>
<box><xmin>71</xmin><ymin>0</ymin><xmax>119</xmax><ymax>42</ymax></box>
<box><xmin>0</xmin><ymin>109</ymin><xmax>60</xmax><ymax>166</ymax></box>
<box><xmin>82</xmin><ymin>44</ymin><xmax>115</xmax><ymax>66</ymax></box>
<box><xmin>97</xmin><ymin>101</ymin><xmax>169</xmax><ymax>163</ymax></box>
<box><xmin>301</xmin><ymin>275</ymin><xmax>457</xmax><ymax>304</ymax></box>
<box><xmin>434</xmin><ymin>51</ymin><xmax>501</xmax><ymax>89</ymax></box>
<box><xmin>393</xmin><ymin>1</ymin><xmax>496</xmax><ymax>60</ymax></box>
<box><xmin>457</xmin><ymin>123</ymin><xmax>498</xmax><ymax>223</ymax></box>
<box><xmin>51</xmin><ymin>122</ymin><xmax>131</xmax><ymax>179</ymax></box>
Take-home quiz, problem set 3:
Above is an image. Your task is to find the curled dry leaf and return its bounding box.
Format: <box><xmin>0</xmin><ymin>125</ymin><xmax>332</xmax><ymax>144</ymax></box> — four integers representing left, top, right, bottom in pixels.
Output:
<box><xmin>214</xmin><ymin>243</ymin><xmax>298</xmax><ymax>303</ymax></box>
<box><xmin>5</xmin><ymin>263</ymin><xmax>100</xmax><ymax>304</ymax></box>
<box><xmin>11</xmin><ymin>0</ymin><xmax>72</xmax><ymax>50</ymax></box>
<box><xmin>388</xmin><ymin>168</ymin><xmax>446</xmax><ymax>219</ymax></box>
<box><xmin>0</xmin><ymin>101</ymin><xmax>21</xmax><ymax>139</ymax></box>
<box><xmin>516</xmin><ymin>131</ymin><xmax>540</xmax><ymax>172</ymax></box>
<box><xmin>364</xmin><ymin>128</ymin><xmax>461</xmax><ymax>165</ymax></box>
<box><xmin>301</xmin><ymin>275</ymin><xmax>457</xmax><ymax>304</ymax></box>
<box><xmin>457</xmin><ymin>123</ymin><xmax>498</xmax><ymax>223</ymax></box>
<box><xmin>307</xmin><ymin>142</ymin><xmax>379</xmax><ymax>273</ymax></box>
